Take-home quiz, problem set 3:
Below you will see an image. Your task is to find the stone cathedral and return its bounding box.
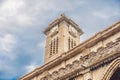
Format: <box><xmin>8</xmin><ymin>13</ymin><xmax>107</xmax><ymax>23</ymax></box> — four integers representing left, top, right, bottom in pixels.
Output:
<box><xmin>20</xmin><ymin>14</ymin><xmax>120</xmax><ymax>80</ymax></box>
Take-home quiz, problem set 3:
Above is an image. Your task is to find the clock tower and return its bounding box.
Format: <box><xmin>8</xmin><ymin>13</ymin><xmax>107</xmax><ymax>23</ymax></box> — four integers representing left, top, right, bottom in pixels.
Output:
<box><xmin>44</xmin><ymin>14</ymin><xmax>83</xmax><ymax>63</ymax></box>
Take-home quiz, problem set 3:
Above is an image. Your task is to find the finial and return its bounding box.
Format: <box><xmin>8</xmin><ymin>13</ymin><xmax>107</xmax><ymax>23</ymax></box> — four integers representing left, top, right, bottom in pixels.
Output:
<box><xmin>61</xmin><ymin>13</ymin><xmax>65</xmax><ymax>17</ymax></box>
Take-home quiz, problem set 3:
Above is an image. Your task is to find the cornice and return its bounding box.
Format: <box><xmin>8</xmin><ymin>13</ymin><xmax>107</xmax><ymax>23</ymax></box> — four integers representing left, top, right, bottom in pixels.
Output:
<box><xmin>19</xmin><ymin>21</ymin><xmax>120</xmax><ymax>80</ymax></box>
<box><xmin>41</xmin><ymin>35</ymin><xmax>120</xmax><ymax>80</ymax></box>
<box><xmin>44</xmin><ymin>14</ymin><xmax>83</xmax><ymax>35</ymax></box>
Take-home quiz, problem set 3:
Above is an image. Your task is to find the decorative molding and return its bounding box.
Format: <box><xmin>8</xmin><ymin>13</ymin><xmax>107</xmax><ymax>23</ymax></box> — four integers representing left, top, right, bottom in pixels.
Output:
<box><xmin>40</xmin><ymin>37</ymin><xmax>120</xmax><ymax>80</ymax></box>
<box><xmin>101</xmin><ymin>57</ymin><xmax>120</xmax><ymax>80</ymax></box>
<box><xmin>50</xmin><ymin>31</ymin><xmax>58</xmax><ymax>37</ymax></box>
<box><xmin>69</xmin><ymin>31</ymin><xmax>76</xmax><ymax>38</ymax></box>
<box><xmin>44</xmin><ymin>14</ymin><xmax>83</xmax><ymax>35</ymax></box>
<box><xmin>19</xmin><ymin>21</ymin><xmax>120</xmax><ymax>80</ymax></box>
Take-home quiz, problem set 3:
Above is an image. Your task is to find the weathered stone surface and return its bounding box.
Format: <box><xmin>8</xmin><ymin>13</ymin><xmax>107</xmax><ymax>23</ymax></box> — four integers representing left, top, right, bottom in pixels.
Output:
<box><xmin>19</xmin><ymin>15</ymin><xmax>120</xmax><ymax>80</ymax></box>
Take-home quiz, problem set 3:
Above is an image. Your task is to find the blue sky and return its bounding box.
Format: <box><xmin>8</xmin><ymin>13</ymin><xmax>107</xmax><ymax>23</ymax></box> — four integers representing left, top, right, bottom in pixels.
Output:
<box><xmin>0</xmin><ymin>0</ymin><xmax>120</xmax><ymax>80</ymax></box>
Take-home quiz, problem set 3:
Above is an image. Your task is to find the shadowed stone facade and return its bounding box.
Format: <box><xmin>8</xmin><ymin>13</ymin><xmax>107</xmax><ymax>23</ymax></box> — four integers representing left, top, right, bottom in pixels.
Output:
<box><xmin>20</xmin><ymin>14</ymin><xmax>120</xmax><ymax>80</ymax></box>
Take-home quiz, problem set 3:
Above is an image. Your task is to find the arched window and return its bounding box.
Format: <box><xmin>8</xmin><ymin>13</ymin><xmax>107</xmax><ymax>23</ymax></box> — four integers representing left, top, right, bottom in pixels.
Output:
<box><xmin>110</xmin><ymin>67</ymin><xmax>120</xmax><ymax>80</ymax></box>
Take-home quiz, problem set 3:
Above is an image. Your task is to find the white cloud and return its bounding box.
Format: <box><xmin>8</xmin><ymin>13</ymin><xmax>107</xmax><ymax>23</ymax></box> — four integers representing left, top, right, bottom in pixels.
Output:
<box><xmin>0</xmin><ymin>0</ymin><xmax>24</xmax><ymax>14</ymax></box>
<box><xmin>0</xmin><ymin>34</ymin><xmax>16</xmax><ymax>52</ymax></box>
<box><xmin>0</xmin><ymin>0</ymin><xmax>38</xmax><ymax>28</ymax></box>
<box><xmin>0</xmin><ymin>34</ymin><xmax>16</xmax><ymax>59</ymax></box>
<box><xmin>92</xmin><ymin>12</ymin><xmax>109</xmax><ymax>19</ymax></box>
<box><xmin>0</xmin><ymin>0</ymin><xmax>87</xmax><ymax>29</ymax></box>
<box><xmin>92</xmin><ymin>7</ymin><xmax>120</xmax><ymax>19</ymax></box>
<box><xmin>0</xmin><ymin>0</ymin><xmax>25</xmax><ymax>22</ymax></box>
<box><xmin>0</xmin><ymin>60</ymin><xmax>3</xmax><ymax>69</ymax></box>
<box><xmin>25</xmin><ymin>63</ymin><xmax>38</xmax><ymax>73</ymax></box>
<box><xmin>0</xmin><ymin>60</ymin><xmax>10</xmax><ymax>71</ymax></box>
<box><xmin>38</xmin><ymin>41</ymin><xmax>45</xmax><ymax>48</ymax></box>
<box><xmin>0</xmin><ymin>0</ymin><xmax>119</xmax><ymax>79</ymax></box>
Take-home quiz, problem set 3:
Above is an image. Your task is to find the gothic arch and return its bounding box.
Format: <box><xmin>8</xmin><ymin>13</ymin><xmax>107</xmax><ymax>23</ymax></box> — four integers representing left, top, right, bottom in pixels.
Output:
<box><xmin>102</xmin><ymin>57</ymin><xmax>120</xmax><ymax>80</ymax></box>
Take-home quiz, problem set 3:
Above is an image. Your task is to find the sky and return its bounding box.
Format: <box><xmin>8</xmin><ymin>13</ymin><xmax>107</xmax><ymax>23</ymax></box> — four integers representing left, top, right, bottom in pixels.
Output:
<box><xmin>0</xmin><ymin>0</ymin><xmax>120</xmax><ymax>80</ymax></box>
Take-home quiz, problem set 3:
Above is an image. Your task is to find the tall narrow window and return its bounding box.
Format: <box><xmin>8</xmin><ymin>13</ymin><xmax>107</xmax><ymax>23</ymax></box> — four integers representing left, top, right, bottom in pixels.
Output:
<box><xmin>50</xmin><ymin>41</ymin><xmax>53</xmax><ymax>56</ymax></box>
<box><xmin>50</xmin><ymin>37</ymin><xmax>59</xmax><ymax>57</ymax></box>
<box><xmin>74</xmin><ymin>41</ymin><xmax>76</xmax><ymax>47</ymax></box>
<box><xmin>71</xmin><ymin>39</ymin><xmax>73</xmax><ymax>48</ymax></box>
<box><xmin>56</xmin><ymin>37</ymin><xmax>58</xmax><ymax>53</ymax></box>
<box><xmin>53</xmin><ymin>39</ymin><xmax>55</xmax><ymax>54</ymax></box>
<box><xmin>68</xmin><ymin>37</ymin><xmax>70</xmax><ymax>50</ymax></box>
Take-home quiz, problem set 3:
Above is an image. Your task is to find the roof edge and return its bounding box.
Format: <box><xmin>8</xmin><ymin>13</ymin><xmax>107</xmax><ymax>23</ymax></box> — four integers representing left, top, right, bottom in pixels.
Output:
<box><xmin>20</xmin><ymin>20</ymin><xmax>120</xmax><ymax>80</ymax></box>
<box><xmin>44</xmin><ymin>14</ymin><xmax>83</xmax><ymax>35</ymax></box>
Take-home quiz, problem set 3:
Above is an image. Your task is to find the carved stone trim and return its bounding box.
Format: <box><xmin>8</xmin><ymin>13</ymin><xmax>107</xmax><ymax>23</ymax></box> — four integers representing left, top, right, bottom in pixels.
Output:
<box><xmin>69</xmin><ymin>31</ymin><xmax>76</xmax><ymax>38</ymax></box>
<box><xmin>40</xmin><ymin>37</ymin><xmax>120</xmax><ymax>80</ymax></box>
<box><xmin>50</xmin><ymin>31</ymin><xmax>58</xmax><ymax>37</ymax></box>
<box><xmin>20</xmin><ymin>21</ymin><xmax>120</xmax><ymax>80</ymax></box>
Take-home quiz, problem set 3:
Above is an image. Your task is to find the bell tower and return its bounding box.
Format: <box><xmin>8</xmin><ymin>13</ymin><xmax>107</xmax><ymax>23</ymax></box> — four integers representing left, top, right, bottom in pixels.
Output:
<box><xmin>44</xmin><ymin>14</ymin><xmax>83</xmax><ymax>63</ymax></box>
